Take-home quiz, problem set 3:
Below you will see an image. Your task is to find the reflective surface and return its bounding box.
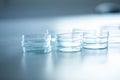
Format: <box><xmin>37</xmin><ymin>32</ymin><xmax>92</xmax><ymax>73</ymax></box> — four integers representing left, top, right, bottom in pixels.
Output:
<box><xmin>0</xmin><ymin>14</ymin><xmax>120</xmax><ymax>80</ymax></box>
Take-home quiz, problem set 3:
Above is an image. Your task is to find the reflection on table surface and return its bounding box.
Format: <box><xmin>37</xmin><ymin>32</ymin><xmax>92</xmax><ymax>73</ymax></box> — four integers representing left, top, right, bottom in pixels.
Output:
<box><xmin>0</xmin><ymin>14</ymin><xmax>120</xmax><ymax>80</ymax></box>
<box><xmin>51</xmin><ymin>47</ymin><xmax>120</xmax><ymax>80</ymax></box>
<box><xmin>20</xmin><ymin>44</ymin><xmax>120</xmax><ymax>80</ymax></box>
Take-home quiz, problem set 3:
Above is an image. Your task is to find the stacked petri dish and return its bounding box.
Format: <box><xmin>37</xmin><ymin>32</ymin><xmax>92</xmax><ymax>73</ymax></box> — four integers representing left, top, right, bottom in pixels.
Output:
<box><xmin>101</xmin><ymin>25</ymin><xmax>120</xmax><ymax>43</ymax></box>
<box><xmin>22</xmin><ymin>31</ymin><xmax>51</xmax><ymax>54</ymax></box>
<box><xmin>21</xmin><ymin>28</ymin><xmax>110</xmax><ymax>54</ymax></box>
<box><xmin>55</xmin><ymin>32</ymin><xmax>83</xmax><ymax>52</ymax></box>
<box><xmin>82</xmin><ymin>31</ymin><xmax>109</xmax><ymax>49</ymax></box>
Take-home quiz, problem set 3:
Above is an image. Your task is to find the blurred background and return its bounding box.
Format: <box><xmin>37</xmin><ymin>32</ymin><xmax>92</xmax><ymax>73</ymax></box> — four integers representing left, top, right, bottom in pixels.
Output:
<box><xmin>0</xmin><ymin>1</ymin><xmax>120</xmax><ymax>80</ymax></box>
<box><xmin>0</xmin><ymin>0</ymin><xmax>120</xmax><ymax>19</ymax></box>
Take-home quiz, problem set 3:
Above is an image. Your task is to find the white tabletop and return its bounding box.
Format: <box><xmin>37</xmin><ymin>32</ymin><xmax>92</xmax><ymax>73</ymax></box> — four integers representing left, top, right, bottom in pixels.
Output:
<box><xmin>0</xmin><ymin>14</ymin><xmax>120</xmax><ymax>80</ymax></box>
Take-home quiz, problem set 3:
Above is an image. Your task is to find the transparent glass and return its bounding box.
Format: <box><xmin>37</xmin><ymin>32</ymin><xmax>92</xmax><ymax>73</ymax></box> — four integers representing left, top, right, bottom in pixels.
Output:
<box><xmin>83</xmin><ymin>31</ymin><xmax>109</xmax><ymax>49</ymax></box>
<box><xmin>22</xmin><ymin>33</ymin><xmax>51</xmax><ymax>54</ymax></box>
<box><xmin>101</xmin><ymin>25</ymin><xmax>120</xmax><ymax>43</ymax></box>
<box><xmin>55</xmin><ymin>32</ymin><xmax>83</xmax><ymax>52</ymax></box>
